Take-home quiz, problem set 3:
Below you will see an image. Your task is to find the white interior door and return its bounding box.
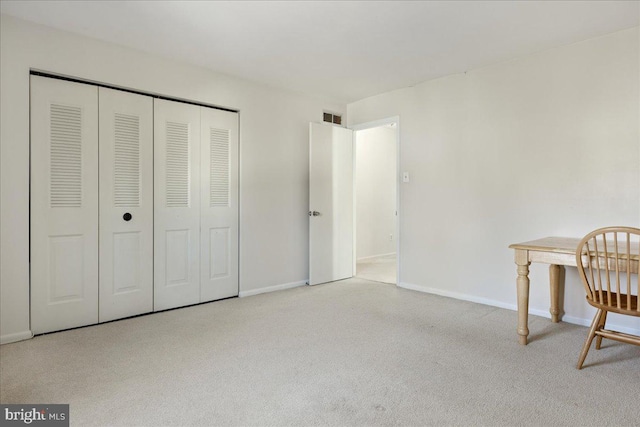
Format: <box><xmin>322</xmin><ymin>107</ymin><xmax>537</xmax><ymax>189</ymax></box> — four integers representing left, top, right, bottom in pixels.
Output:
<box><xmin>200</xmin><ymin>107</ymin><xmax>239</xmax><ymax>301</ymax></box>
<box><xmin>309</xmin><ymin>122</ymin><xmax>354</xmax><ymax>285</ymax></box>
<box><xmin>154</xmin><ymin>99</ymin><xmax>201</xmax><ymax>311</ymax></box>
<box><xmin>30</xmin><ymin>76</ymin><xmax>99</xmax><ymax>334</ymax></box>
<box><xmin>99</xmin><ymin>87</ymin><xmax>153</xmax><ymax>322</ymax></box>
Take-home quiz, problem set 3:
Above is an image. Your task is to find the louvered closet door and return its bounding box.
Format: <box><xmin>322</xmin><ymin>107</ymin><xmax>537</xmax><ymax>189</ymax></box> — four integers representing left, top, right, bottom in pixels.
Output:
<box><xmin>30</xmin><ymin>76</ymin><xmax>99</xmax><ymax>334</ymax></box>
<box><xmin>200</xmin><ymin>108</ymin><xmax>239</xmax><ymax>301</ymax></box>
<box><xmin>154</xmin><ymin>99</ymin><xmax>201</xmax><ymax>311</ymax></box>
<box><xmin>99</xmin><ymin>88</ymin><xmax>153</xmax><ymax>322</ymax></box>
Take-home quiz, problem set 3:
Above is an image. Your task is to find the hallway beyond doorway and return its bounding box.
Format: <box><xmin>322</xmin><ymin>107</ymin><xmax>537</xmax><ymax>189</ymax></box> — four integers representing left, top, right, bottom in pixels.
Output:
<box><xmin>356</xmin><ymin>254</ymin><xmax>396</xmax><ymax>284</ymax></box>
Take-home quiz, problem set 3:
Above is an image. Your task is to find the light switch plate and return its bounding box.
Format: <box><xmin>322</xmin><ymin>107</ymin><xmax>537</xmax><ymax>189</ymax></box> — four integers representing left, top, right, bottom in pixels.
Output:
<box><xmin>402</xmin><ymin>172</ymin><xmax>410</xmax><ymax>183</ymax></box>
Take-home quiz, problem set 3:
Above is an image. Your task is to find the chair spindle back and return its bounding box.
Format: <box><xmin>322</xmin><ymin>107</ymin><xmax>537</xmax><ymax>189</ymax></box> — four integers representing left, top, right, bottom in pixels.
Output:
<box><xmin>576</xmin><ymin>227</ymin><xmax>639</xmax><ymax>314</ymax></box>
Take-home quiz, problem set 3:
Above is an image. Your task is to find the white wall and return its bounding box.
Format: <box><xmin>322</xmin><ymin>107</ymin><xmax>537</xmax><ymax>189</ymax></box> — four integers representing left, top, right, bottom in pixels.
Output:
<box><xmin>0</xmin><ymin>15</ymin><xmax>345</xmax><ymax>343</ymax></box>
<box><xmin>355</xmin><ymin>126</ymin><xmax>396</xmax><ymax>259</ymax></box>
<box><xmin>348</xmin><ymin>27</ymin><xmax>640</xmax><ymax>334</ymax></box>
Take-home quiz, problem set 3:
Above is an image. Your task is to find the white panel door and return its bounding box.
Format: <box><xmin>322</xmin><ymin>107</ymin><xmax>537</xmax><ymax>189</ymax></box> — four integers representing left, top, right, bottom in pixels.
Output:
<box><xmin>30</xmin><ymin>76</ymin><xmax>99</xmax><ymax>334</ymax></box>
<box><xmin>154</xmin><ymin>99</ymin><xmax>201</xmax><ymax>311</ymax></box>
<box><xmin>99</xmin><ymin>88</ymin><xmax>153</xmax><ymax>322</ymax></box>
<box><xmin>309</xmin><ymin>123</ymin><xmax>354</xmax><ymax>285</ymax></box>
<box><xmin>200</xmin><ymin>108</ymin><xmax>239</xmax><ymax>302</ymax></box>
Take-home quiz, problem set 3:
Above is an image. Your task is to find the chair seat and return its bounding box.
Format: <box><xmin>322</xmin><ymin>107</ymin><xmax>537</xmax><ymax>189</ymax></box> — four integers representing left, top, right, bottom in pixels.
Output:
<box><xmin>586</xmin><ymin>293</ymin><xmax>639</xmax><ymax>317</ymax></box>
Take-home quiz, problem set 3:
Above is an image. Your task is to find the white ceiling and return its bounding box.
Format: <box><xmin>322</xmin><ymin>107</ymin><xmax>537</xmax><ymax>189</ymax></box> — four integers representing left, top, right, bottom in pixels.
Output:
<box><xmin>1</xmin><ymin>1</ymin><xmax>638</xmax><ymax>104</ymax></box>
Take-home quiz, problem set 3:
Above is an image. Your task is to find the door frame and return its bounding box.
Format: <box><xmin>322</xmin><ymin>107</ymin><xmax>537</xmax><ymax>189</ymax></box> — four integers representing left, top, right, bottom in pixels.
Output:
<box><xmin>350</xmin><ymin>116</ymin><xmax>401</xmax><ymax>286</ymax></box>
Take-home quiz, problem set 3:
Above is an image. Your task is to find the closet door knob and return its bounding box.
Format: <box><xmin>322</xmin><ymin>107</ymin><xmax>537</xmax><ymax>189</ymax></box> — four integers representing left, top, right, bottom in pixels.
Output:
<box><xmin>123</xmin><ymin>213</ymin><xmax>132</xmax><ymax>221</ymax></box>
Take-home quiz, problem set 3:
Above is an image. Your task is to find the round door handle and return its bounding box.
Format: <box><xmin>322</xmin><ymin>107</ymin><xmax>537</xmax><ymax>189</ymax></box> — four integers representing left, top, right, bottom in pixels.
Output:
<box><xmin>123</xmin><ymin>213</ymin><xmax>132</xmax><ymax>221</ymax></box>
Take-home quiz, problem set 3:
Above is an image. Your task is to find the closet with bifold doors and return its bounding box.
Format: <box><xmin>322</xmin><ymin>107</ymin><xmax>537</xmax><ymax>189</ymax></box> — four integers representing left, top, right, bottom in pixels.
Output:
<box><xmin>30</xmin><ymin>75</ymin><xmax>239</xmax><ymax>334</ymax></box>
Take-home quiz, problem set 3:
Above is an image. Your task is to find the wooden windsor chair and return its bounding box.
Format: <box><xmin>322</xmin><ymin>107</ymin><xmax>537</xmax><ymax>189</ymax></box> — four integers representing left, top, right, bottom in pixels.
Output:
<box><xmin>575</xmin><ymin>227</ymin><xmax>640</xmax><ymax>369</ymax></box>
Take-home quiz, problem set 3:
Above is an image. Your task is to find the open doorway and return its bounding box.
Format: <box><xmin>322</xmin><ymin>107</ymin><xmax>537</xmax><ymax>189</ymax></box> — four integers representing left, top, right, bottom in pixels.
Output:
<box><xmin>353</xmin><ymin>120</ymin><xmax>398</xmax><ymax>285</ymax></box>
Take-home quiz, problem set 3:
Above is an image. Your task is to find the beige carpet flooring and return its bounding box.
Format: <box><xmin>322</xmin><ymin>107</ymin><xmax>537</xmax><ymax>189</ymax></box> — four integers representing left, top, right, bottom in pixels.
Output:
<box><xmin>356</xmin><ymin>254</ymin><xmax>396</xmax><ymax>284</ymax></box>
<box><xmin>1</xmin><ymin>278</ymin><xmax>638</xmax><ymax>426</ymax></box>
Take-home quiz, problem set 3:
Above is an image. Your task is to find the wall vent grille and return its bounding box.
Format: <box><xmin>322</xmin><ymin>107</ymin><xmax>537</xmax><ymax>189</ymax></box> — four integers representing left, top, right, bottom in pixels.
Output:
<box><xmin>323</xmin><ymin>112</ymin><xmax>342</xmax><ymax>126</ymax></box>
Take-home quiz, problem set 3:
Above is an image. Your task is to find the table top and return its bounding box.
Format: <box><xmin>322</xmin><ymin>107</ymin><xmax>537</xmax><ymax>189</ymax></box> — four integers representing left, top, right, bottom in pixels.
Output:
<box><xmin>509</xmin><ymin>237</ymin><xmax>581</xmax><ymax>254</ymax></box>
<box><xmin>510</xmin><ymin>236</ymin><xmax>640</xmax><ymax>260</ymax></box>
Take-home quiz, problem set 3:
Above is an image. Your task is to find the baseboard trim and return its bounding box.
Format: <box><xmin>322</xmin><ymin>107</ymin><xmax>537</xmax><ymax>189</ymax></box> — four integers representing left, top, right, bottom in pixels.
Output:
<box><xmin>1</xmin><ymin>330</ymin><xmax>34</xmax><ymax>345</ymax></box>
<box><xmin>558</xmin><ymin>314</ymin><xmax>640</xmax><ymax>336</ymax></box>
<box><xmin>239</xmin><ymin>280</ymin><xmax>307</xmax><ymax>298</ymax></box>
<box><xmin>398</xmin><ymin>282</ymin><xmax>516</xmax><ymax>311</ymax></box>
<box><xmin>357</xmin><ymin>252</ymin><xmax>396</xmax><ymax>262</ymax></box>
<box><xmin>398</xmin><ymin>282</ymin><xmax>640</xmax><ymax>336</ymax></box>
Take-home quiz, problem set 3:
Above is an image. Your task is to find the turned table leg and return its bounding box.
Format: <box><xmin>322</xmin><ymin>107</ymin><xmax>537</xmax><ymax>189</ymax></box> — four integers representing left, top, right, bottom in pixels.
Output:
<box><xmin>515</xmin><ymin>249</ymin><xmax>531</xmax><ymax>345</ymax></box>
<box><xmin>549</xmin><ymin>264</ymin><xmax>564</xmax><ymax>323</ymax></box>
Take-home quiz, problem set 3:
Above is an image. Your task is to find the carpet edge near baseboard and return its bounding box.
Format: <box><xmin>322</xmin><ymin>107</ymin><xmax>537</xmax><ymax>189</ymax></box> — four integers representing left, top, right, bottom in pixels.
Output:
<box><xmin>398</xmin><ymin>281</ymin><xmax>640</xmax><ymax>336</ymax></box>
<box><xmin>0</xmin><ymin>330</ymin><xmax>34</xmax><ymax>345</ymax></box>
<box><xmin>238</xmin><ymin>280</ymin><xmax>307</xmax><ymax>298</ymax></box>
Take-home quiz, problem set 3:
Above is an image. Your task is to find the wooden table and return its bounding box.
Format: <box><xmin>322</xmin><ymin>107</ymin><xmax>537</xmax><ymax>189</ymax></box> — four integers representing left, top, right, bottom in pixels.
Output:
<box><xmin>509</xmin><ymin>237</ymin><xmax>581</xmax><ymax>345</ymax></box>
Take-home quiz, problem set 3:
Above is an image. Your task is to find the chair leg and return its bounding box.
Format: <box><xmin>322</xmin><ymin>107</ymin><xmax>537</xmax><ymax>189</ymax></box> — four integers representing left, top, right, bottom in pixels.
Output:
<box><xmin>595</xmin><ymin>310</ymin><xmax>607</xmax><ymax>350</ymax></box>
<box><xmin>577</xmin><ymin>309</ymin><xmax>603</xmax><ymax>370</ymax></box>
